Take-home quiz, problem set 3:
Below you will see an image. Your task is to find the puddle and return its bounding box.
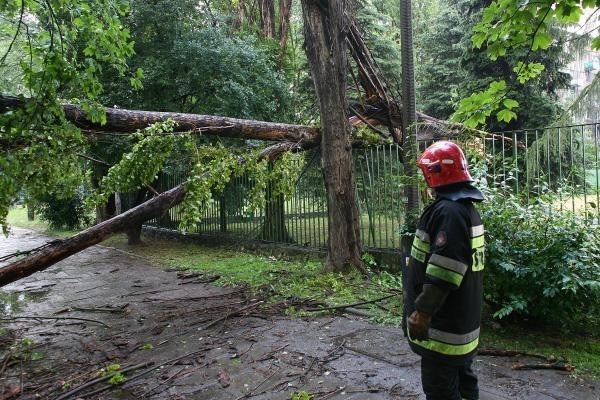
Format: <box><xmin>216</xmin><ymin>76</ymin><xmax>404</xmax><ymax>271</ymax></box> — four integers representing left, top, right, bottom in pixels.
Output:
<box><xmin>0</xmin><ymin>290</ymin><xmax>50</xmax><ymax>317</ymax></box>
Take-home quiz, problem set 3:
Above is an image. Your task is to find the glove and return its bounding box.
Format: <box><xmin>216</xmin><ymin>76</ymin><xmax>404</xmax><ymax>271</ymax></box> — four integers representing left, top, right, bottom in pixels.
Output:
<box><xmin>408</xmin><ymin>310</ymin><xmax>431</xmax><ymax>341</ymax></box>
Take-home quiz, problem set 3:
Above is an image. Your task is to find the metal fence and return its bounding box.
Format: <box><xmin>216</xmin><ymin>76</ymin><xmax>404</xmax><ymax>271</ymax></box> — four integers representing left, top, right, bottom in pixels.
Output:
<box><xmin>471</xmin><ymin>123</ymin><xmax>599</xmax><ymax>219</ymax></box>
<box><xmin>125</xmin><ymin>122</ymin><xmax>600</xmax><ymax>253</ymax></box>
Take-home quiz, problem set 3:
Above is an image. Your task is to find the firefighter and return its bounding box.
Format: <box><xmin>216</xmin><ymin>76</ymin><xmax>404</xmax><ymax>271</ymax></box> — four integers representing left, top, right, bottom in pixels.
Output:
<box><xmin>404</xmin><ymin>141</ymin><xmax>485</xmax><ymax>400</ymax></box>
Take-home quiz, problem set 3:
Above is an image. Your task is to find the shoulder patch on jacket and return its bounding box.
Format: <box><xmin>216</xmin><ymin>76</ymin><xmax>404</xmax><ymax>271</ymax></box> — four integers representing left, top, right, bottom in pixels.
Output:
<box><xmin>434</xmin><ymin>231</ymin><xmax>447</xmax><ymax>247</ymax></box>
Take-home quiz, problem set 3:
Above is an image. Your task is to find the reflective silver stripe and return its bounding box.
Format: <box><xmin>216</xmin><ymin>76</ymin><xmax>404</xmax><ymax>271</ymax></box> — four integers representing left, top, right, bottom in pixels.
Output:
<box><xmin>471</xmin><ymin>225</ymin><xmax>484</xmax><ymax>237</ymax></box>
<box><xmin>428</xmin><ymin>327</ymin><xmax>480</xmax><ymax>345</ymax></box>
<box><xmin>415</xmin><ymin>229</ymin><xmax>430</xmax><ymax>242</ymax></box>
<box><xmin>428</xmin><ymin>254</ymin><xmax>468</xmax><ymax>275</ymax></box>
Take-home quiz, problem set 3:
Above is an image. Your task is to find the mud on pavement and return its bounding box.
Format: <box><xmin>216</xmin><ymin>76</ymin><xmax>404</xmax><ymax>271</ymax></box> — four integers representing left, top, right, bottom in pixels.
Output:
<box><xmin>0</xmin><ymin>228</ymin><xmax>598</xmax><ymax>400</ymax></box>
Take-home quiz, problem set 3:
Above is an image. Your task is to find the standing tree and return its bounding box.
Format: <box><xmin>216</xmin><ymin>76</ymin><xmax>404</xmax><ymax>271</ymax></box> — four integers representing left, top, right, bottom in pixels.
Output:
<box><xmin>300</xmin><ymin>0</ymin><xmax>365</xmax><ymax>273</ymax></box>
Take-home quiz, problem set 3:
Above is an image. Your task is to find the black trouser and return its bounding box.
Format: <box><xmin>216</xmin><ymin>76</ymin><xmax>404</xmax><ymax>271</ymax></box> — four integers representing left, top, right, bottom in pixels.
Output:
<box><xmin>420</xmin><ymin>356</ymin><xmax>479</xmax><ymax>400</ymax></box>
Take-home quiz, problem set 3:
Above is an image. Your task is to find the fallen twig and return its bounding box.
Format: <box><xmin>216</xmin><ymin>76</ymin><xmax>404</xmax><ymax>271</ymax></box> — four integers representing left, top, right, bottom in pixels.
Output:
<box><xmin>58</xmin><ymin>348</ymin><xmax>211</xmax><ymax>399</ymax></box>
<box><xmin>478</xmin><ymin>348</ymin><xmax>552</xmax><ymax>360</ymax></box>
<box><xmin>54</xmin><ymin>362</ymin><xmax>153</xmax><ymax>400</ymax></box>
<box><xmin>512</xmin><ymin>362</ymin><xmax>575</xmax><ymax>372</ymax></box>
<box><xmin>179</xmin><ymin>275</ymin><xmax>221</xmax><ymax>285</ymax></box>
<box><xmin>0</xmin><ymin>351</ymin><xmax>14</xmax><ymax>377</ymax></box>
<box><xmin>202</xmin><ymin>301</ymin><xmax>264</xmax><ymax>330</ymax></box>
<box><xmin>0</xmin><ymin>240</ymin><xmax>62</xmax><ymax>263</ymax></box>
<box><xmin>254</xmin><ymin>344</ymin><xmax>289</xmax><ymax>362</ymax></box>
<box><xmin>343</xmin><ymin>344</ymin><xmax>417</xmax><ymax>368</ymax></box>
<box><xmin>304</xmin><ymin>294</ymin><xmax>396</xmax><ymax>312</ymax></box>
<box><xmin>139</xmin><ymin>366</ymin><xmax>187</xmax><ymax>398</ymax></box>
<box><xmin>55</xmin><ymin>304</ymin><xmax>128</xmax><ymax>314</ymax></box>
<box><xmin>234</xmin><ymin>368</ymin><xmax>279</xmax><ymax>400</ymax></box>
<box><xmin>1</xmin><ymin>316</ymin><xmax>109</xmax><ymax>328</ymax></box>
<box><xmin>315</xmin><ymin>386</ymin><xmax>345</xmax><ymax>400</ymax></box>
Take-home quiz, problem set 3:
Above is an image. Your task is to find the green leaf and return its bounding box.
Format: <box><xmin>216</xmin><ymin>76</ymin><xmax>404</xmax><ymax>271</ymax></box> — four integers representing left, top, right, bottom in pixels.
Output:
<box><xmin>489</xmin><ymin>80</ymin><xmax>507</xmax><ymax>92</ymax></box>
<box><xmin>472</xmin><ymin>32</ymin><xmax>486</xmax><ymax>49</ymax></box>
<box><xmin>503</xmin><ymin>99</ymin><xmax>519</xmax><ymax>109</ymax></box>
<box><xmin>532</xmin><ymin>31</ymin><xmax>552</xmax><ymax>51</ymax></box>
<box><xmin>497</xmin><ymin>109</ymin><xmax>517</xmax><ymax>123</ymax></box>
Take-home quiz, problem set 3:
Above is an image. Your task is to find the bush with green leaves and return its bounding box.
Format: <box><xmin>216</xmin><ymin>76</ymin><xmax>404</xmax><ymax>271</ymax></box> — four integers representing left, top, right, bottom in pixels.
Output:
<box><xmin>37</xmin><ymin>187</ymin><xmax>92</xmax><ymax>230</ymax></box>
<box><xmin>480</xmin><ymin>185</ymin><xmax>600</xmax><ymax>329</ymax></box>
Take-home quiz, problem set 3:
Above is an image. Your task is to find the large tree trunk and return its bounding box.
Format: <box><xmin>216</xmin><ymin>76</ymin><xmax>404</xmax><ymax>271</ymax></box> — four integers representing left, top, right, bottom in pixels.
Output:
<box><xmin>0</xmin><ymin>95</ymin><xmax>320</xmax><ymax>144</ymax></box>
<box><xmin>301</xmin><ymin>0</ymin><xmax>365</xmax><ymax>273</ymax></box>
<box><xmin>278</xmin><ymin>0</ymin><xmax>293</xmax><ymax>52</ymax></box>
<box><xmin>0</xmin><ymin>94</ymin><xmax>488</xmax><ymax>149</ymax></box>
<box><xmin>0</xmin><ymin>185</ymin><xmax>186</xmax><ymax>287</ymax></box>
<box><xmin>91</xmin><ymin>163</ymin><xmax>117</xmax><ymax>223</ymax></box>
<box><xmin>125</xmin><ymin>188</ymin><xmax>150</xmax><ymax>245</ymax></box>
<box><xmin>259</xmin><ymin>164</ymin><xmax>294</xmax><ymax>243</ymax></box>
<box><xmin>400</xmin><ymin>0</ymin><xmax>420</xmax><ymax>273</ymax></box>
<box><xmin>259</xmin><ymin>0</ymin><xmax>276</xmax><ymax>38</ymax></box>
<box><xmin>27</xmin><ymin>203</ymin><xmax>35</xmax><ymax>221</ymax></box>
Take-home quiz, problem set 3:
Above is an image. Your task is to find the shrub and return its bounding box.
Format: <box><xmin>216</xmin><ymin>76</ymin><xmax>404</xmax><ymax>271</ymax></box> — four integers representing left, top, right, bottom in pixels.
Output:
<box><xmin>37</xmin><ymin>188</ymin><xmax>91</xmax><ymax>230</ymax></box>
<box><xmin>479</xmin><ymin>186</ymin><xmax>600</xmax><ymax>330</ymax></box>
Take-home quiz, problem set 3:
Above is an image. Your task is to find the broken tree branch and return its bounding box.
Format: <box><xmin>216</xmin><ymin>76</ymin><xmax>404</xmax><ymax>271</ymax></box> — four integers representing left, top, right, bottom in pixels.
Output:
<box><xmin>1</xmin><ymin>94</ymin><xmax>518</xmax><ymax>149</ymax></box>
<box><xmin>0</xmin><ymin>94</ymin><xmax>320</xmax><ymax>144</ymax></box>
<box><xmin>512</xmin><ymin>362</ymin><xmax>575</xmax><ymax>372</ymax></box>
<box><xmin>54</xmin><ymin>362</ymin><xmax>153</xmax><ymax>400</ymax></box>
<box><xmin>0</xmin><ymin>184</ymin><xmax>186</xmax><ymax>287</ymax></box>
<box><xmin>0</xmin><ymin>315</ymin><xmax>110</xmax><ymax>328</ymax></box>
<box><xmin>304</xmin><ymin>293</ymin><xmax>396</xmax><ymax>312</ymax></box>
<box><xmin>202</xmin><ymin>300</ymin><xmax>265</xmax><ymax>330</ymax></box>
<box><xmin>478</xmin><ymin>348</ymin><xmax>552</xmax><ymax>360</ymax></box>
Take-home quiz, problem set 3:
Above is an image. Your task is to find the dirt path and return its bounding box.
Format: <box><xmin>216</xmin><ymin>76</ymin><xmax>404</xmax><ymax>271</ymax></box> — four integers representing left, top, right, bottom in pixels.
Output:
<box><xmin>0</xmin><ymin>228</ymin><xmax>598</xmax><ymax>400</ymax></box>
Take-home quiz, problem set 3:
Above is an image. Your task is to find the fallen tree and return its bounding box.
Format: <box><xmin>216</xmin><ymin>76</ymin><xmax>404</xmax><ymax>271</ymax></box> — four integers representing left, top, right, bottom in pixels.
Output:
<box><xmin>0</xmin><ymin>98</ymin><xmax>516</xmax><ymax>286</ymax></box>
<box><xmin>0</xmin><ymin>94</ymin><xmax>320</xmax><ymax>145</ymax></box>
<box><xmin>0</xmin><ymin>13</ymin><xmax>520</xmax><ymax>285</ymax></box>
<box><xmin>0</xmin><ymin>94</ymin><xmax>499</xmax><ymax>150</ymax></box>
<box><xmin>0</xmin><ymin>185</ymin><xmax>186</xmax><ymax>287</ymax></box>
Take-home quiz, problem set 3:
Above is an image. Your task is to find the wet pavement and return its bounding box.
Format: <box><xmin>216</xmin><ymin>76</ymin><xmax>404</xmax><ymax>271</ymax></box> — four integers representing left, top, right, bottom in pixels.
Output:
<box><xmin>0</xmin><ymin>228</ymin><xmax>598</xmax><ymax>400</ymax></box>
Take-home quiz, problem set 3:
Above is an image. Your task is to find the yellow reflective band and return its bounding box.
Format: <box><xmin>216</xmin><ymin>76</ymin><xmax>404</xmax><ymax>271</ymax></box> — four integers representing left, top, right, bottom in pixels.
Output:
<box><xmin>426</xmin><ymin>264</ymin><xmax>463</xmax><ymax>287</ymax></box>
<box><xmin>411</xmin><ymin>246</ymin><xmax>427</xmax><ymax>263</ymax></box>
<box><xmin>410</xmin><ymin>336</ymin><xmax>479</xmax><ymax>356</ymax></box>
<box><xmin>413</xmin><ymin>236</ymin><xmax>430</xmax><ymax>253</ymax></box>
<box><xmin>471</xmin><ymin>236</ymin><xmax>484</xmax><ymax>249</ymax></box>
<box><xmin>472</xmin><ymin>247</ymin><xmax>485</xmax><ymax>271</ymax></box>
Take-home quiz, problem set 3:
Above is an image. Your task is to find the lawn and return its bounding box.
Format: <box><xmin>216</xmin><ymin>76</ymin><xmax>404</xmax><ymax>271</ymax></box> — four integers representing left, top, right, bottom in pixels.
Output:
<box><xmin>5</xmin><ymin>206</ymin><xmax>76</xmax><ymax>237</ymax></box>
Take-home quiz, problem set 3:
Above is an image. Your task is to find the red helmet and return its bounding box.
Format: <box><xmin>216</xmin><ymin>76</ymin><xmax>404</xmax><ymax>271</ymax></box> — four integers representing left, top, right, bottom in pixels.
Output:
<box><xmin>417</xmin><ymin>141</ymin><xmax>472</xmax><ymax>188</ymax></box>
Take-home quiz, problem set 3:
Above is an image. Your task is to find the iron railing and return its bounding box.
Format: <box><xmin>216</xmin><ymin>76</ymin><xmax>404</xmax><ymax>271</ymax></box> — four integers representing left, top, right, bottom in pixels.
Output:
<box><xmin>123</xmin><ymin>122</ymin><xmax>600</xmax><ymax>252</ymax></box>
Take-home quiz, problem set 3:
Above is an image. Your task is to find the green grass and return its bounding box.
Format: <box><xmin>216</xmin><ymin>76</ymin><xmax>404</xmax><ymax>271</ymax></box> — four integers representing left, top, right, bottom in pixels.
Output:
<box><xmin>481</xmin><ymin>324</ymin><xmax>600</xmax><ymax>380</ymax></box>
<box><xmin>103</xmin><ymin>237</ymin><xmax>403</xmax><ymax>322</ymax></box>
<box><xmin>6</xmin><ymin>207</ymin><xmax>77</xmax><ymax>237</ymax></box>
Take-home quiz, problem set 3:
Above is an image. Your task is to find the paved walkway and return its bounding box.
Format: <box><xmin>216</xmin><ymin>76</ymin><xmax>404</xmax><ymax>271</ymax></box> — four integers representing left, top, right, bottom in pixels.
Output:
<box><xmin>0</xmin><ymin>228</ymin><xmax>597</xmax><ymax>399</ymax></box>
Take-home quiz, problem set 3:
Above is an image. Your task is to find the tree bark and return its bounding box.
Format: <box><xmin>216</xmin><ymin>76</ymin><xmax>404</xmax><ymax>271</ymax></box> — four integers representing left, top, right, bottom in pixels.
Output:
<box><xmin>0</xmin><ymin>94</ymin><xmax>496</xmax><ymax>149</ymax></box>
<box><xmin>259</xmin><ymin>164</ymin><xmax>294</xmax><ymax>243</ymax></box>
<box><xmin>0</xmin><ymin>185</ymin><xmax>186</xmax><ymax>287</ymax></box>
<box><xmin>301</xmin><ymin>0</ymin><xmax>365</xmax><ymax>273</ymax></box>
<box><xmin>0</xmin><ymin>95</ymin><xmax>320</xmax><ymax>144</ymax></box>
<box><xmin>259</xmin><ymin>0</ymin><xmax>276</xmax><ymax>38</ymax></box>
<box><xmin>125</xmin><ymin>188</ymin><xmax>150</xmax><ymax>245</ymax></box>
<box><xmin>278</xmin><ymin>0</ymin><xmax>293</xmax><ymax>52</ymax></box>
<box><xmin>26</xmin><ymin>203</ymin><xmax>35</xmax><ymax>221</ymax></box>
